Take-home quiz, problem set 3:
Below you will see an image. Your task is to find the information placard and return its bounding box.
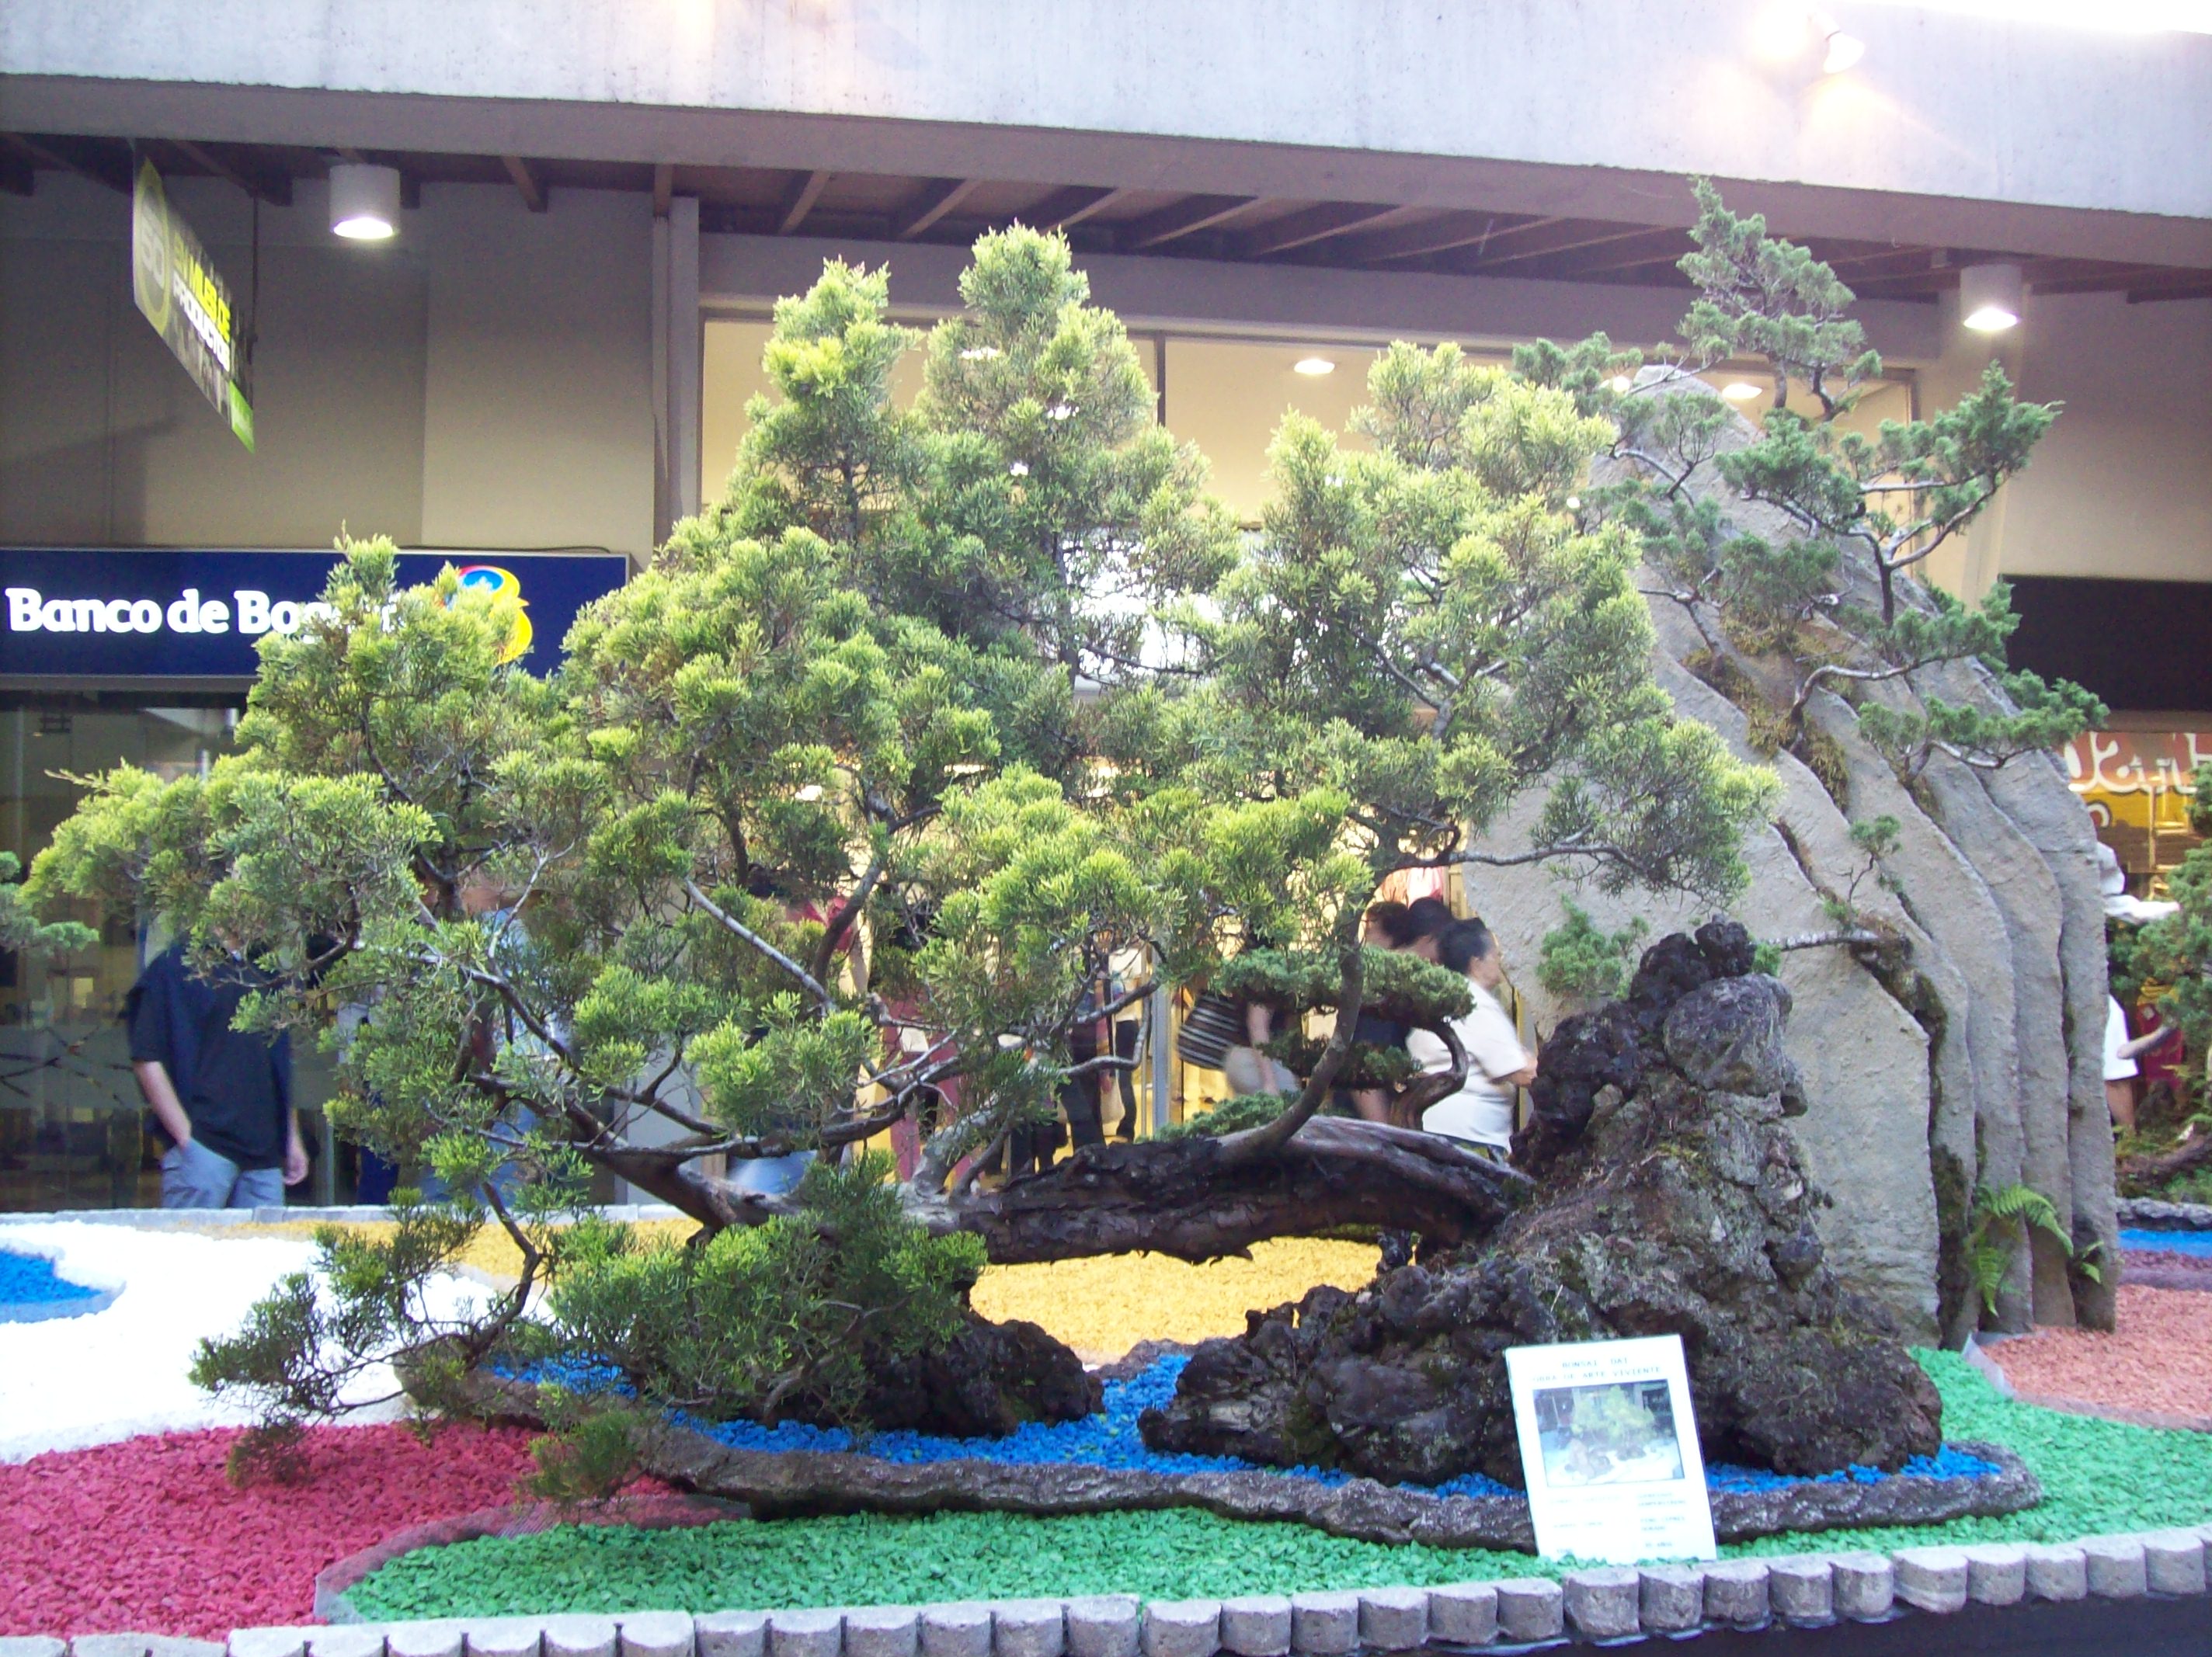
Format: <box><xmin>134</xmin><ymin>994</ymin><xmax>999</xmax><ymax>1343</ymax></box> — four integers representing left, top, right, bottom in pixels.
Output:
<box><xmin>1504</xmin><ymin>1333</ymin><xmax>1716</xmax><ymax>1565</ymax></box>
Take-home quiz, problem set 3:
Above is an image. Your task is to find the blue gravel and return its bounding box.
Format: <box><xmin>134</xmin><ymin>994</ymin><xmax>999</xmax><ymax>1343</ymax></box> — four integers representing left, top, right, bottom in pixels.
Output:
<box><xmin>2121</xmin><ymin>1227</ymin><xmax>2212</xmax><ymax>1258</ymax></box>
<box><xmin>506</xmin><ymin>1353</ymin><xmax>1995</xmax><ymax>1499</ymax></box>
<box><xmin>0</xmin><ymin>1247</ymin><xmax>103</xmax><ymax>1304</ymax></box>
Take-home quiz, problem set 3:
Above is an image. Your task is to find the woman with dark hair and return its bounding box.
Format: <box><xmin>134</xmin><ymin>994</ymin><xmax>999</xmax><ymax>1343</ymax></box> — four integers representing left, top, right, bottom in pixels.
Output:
<box><xmin>1407</xmin><ymin>918</ymin><xmax>1536</xmax><ymax>1158</ymax></box>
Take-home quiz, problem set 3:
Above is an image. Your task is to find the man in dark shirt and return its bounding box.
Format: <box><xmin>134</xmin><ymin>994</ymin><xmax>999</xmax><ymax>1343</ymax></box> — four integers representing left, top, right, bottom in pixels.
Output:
<box><xmin>125</xmin><ymin>939</ymin><xmax>304</xmax><ymax>1209</ymax></box>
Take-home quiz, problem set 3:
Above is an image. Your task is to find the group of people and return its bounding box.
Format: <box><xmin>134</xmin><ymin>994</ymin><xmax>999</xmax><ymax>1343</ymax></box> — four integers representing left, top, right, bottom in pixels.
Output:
<box><xmin>1197</xmin><ymin>895</ymin><xmax>1539</xmax><ymax>1161</ymax></box>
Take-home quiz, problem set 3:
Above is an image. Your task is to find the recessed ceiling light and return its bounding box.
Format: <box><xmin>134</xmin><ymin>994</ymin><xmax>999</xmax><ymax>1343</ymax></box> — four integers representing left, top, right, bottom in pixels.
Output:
<box><xmin>328</xmin><ymin>162</ymin><xmax>400</xmax><ymax>241</ymax></box>
<box><xmin>1722</xmin><ymin>381</ymin><xmax>1764</xmax><ymax>401</ymax></box>
<box><xmin>1960</xmin><ymin>262</ymin><xmax>2024</xmax><ymax>332</ymax></box>
<box><xmin>1294</xmin><ymin>356</ymin><xmax>1336</xmax><ymax>377</ymax></box>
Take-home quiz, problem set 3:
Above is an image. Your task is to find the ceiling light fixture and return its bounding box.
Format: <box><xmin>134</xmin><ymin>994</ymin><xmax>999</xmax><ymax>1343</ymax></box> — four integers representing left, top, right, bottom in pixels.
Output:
<box><xmin>1821</xmin><ymin>26</ymin><xmax>1866</xmax><ymax>71</ymax></box>
<box><xmin>1960</xmin><ymin>262</ymin><xmax>2024</xmax><ymax>332</ymax></box>
<box><xmin>329</xmin><ymin>162</ymin><xmax>401</xmax><ymax>241</ymax></box>
<box><xmin>1721</xmin><ymin>380</ymin><xmax>1764</xmax><ymax>401</ymax></box>
<box><xmin>1294</xmin><ymin>356</ymin><xmax>1336</xmax><ymax>377</ymax></box>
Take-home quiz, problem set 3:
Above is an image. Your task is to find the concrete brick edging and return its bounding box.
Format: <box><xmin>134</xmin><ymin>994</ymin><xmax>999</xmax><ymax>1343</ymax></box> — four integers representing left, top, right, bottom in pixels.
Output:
<box><xmin>24</xmin><ymin>1522</ymin><xmax>2207</xmax><ymax>1657</ymax></box>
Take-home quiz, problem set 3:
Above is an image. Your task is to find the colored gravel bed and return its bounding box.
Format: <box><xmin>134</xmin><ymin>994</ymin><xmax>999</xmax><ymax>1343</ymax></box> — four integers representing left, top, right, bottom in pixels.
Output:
<box><xmin>969</xmin><ymin>1239</ymin><xmax>1382</xmax><ymax>1358</ymax></box>
<box><xmin>343</xmin><ymin>1352</ymin><xmax>2212</xmax><ymax>1620</ymax></box>
<box><xmin>0</xmin><ymin>1423</ymin><xmax>565</xmax><ymax>1640</ymax></box>
<box><xmin>0</xmin><ymin>1246</ymin><xmax>110</xmax><ymax>1321</ymax></box>
<box><xmin>1985</xmin><ymin>1283</ymin><xmax>2212</xmax><ymax>1424</ymax></box>
<box><xmin>2121</xmin><ymin>1227</ymin><xmax>2212</xmax><ymax>1257</ymax></box>
<box><xmin>0</xmin><ymin>1223</ymin><xmax>491</xmax><ymax>1461</ymax></box>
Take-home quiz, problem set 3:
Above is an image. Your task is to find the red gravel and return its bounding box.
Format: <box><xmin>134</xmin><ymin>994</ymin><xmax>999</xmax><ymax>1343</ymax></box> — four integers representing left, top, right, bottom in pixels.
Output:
<box><xmin>1990</xmin><ymin>1284</ymin><xmax>2212</xmax><ymax>1427</ymax></box>
<box><xmin>0</xmin><ymin>1423</ymin><xmax>660</xmax><ymax>1641</ymax></box>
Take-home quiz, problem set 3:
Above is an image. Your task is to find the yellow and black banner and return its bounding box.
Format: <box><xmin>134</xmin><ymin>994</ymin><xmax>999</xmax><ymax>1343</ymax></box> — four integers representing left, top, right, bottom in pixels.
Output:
<box><xmin>130</xmin><ymin>158</ymin><xmax>255</xmax><ymax>451</ymax></box>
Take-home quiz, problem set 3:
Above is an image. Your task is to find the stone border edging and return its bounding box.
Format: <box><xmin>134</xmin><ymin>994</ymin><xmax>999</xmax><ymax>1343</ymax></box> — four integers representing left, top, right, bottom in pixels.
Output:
<box><xmin>185</xmin><ymin>1522</ymin><xmax>2212</xmax><ymax>1657</ymax></box>
<box><xmin>2116</xmin><ymin>1198</ymin><xmax>2212</xmax><ymax>1230</ymax></box>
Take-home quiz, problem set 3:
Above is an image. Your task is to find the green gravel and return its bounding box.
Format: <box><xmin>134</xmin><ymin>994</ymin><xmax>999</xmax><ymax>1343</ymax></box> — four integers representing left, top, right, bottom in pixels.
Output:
<box><xmin>345</xmin><ymin>1352</ymin><xmax>2212</xmax><ymax>1619</ymax></box>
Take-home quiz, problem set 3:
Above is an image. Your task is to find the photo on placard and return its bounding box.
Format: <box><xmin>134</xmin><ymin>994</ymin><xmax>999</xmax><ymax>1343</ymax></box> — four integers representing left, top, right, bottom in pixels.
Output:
<box><xmin>1532</xmin><ymin>1377</ymin><xmax>1685</xmax><ymax>1489</ymax></box>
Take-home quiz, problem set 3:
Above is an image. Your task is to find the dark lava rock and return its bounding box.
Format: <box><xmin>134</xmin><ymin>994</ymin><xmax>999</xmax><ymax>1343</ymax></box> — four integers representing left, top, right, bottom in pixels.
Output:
<box><xmin>1695</xmin><ymin>918</ymin><xmax>1759</xmax><ymax>979</ymax></box>
<box><xmin>1516</xmin><ymin>1002</ymin><xmax>1640</xmax><ymax>1174</ymax></box>
<box><xmin>1663</xmin><ymin>973</ymin><xmax>1799</xmax><ymax>1097</ymax></box>
<box><xmin>1142</xmin><ymin>929</ymin><xmax>1943</xmax><ymax>1488</ymax></box>
<box><xmin>864</xmin><ymin>1314</ymin><xmax>1101</xmax><ymax>1436</ymax></box>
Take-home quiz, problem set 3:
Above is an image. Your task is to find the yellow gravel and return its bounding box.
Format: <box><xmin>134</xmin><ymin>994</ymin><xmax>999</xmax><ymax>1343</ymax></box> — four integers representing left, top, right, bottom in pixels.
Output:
<box><xmin>972</xmin><ymin>1238</ymin><xmax>1380</xmax><ymax>1360</ymax></box>
<box><xmin>197</xmin><ymin>1220</ymin><xmax>1377</xmax><ymax>1362</ymax></box>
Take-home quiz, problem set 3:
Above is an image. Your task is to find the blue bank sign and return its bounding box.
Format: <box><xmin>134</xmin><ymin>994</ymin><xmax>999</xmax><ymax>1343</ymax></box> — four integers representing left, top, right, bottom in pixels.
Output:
<box><xmin>0</xmin><ymin>548</ymin><xmax>631</xmax><ymax>680</ymax></box>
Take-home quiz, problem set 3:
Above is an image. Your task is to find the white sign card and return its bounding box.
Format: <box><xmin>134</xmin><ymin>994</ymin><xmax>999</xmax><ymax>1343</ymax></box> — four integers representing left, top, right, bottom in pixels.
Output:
<box><xmin>1504</xmin><ymin>1333</ymin><xmax>1717</xmax><ymax>1565</ymax></box>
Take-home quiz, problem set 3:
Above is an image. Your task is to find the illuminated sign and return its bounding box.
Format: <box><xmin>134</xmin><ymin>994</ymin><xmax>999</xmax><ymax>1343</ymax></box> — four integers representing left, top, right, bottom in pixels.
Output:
<box><xmin>0</xmin><ymin>548</ymin><xmax>629</xmax><ymax>680</ymax></box>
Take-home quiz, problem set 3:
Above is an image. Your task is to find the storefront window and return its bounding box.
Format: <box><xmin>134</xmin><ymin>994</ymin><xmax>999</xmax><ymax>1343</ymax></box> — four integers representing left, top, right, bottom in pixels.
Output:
<box><xmin>0</xmin><ymin>704</ymin><xmax>235</xmax><ymax>1208</ymax></box>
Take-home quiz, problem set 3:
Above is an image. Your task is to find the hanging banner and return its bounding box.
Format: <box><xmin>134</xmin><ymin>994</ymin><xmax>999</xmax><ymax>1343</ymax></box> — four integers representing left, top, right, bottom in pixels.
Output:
<box><xmin>0</xmin><ymin>547</ymin><xmax>630</xmax><ymax>680</ymax></box>
<box><xmin>130</xmin><ymin>158</ymin><xmax>256</xmax><ymax>451</ymax></box>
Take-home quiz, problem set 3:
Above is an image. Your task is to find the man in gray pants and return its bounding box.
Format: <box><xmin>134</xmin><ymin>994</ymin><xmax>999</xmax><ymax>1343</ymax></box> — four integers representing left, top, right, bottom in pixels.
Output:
<box><xmin>125</xmin><ymin>939</ymin><xmax>305</xmax><ymax>1208</ymax></box>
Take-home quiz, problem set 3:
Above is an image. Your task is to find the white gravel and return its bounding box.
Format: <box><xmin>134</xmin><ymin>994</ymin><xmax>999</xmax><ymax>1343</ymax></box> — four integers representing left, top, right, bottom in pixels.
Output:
<box><xmin>0</xmin><ymin>1221</ymin><xmax>491</xmax><ymax>1462</ymax></box>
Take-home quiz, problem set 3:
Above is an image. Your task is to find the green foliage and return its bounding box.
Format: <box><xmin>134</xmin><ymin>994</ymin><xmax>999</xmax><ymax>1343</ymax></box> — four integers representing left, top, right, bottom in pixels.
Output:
<box><xmin>31</xmin><ymin>217</ymin><xmax>1782</xmax><ymax>1450</ymax></box>
<box><xmin>543</xmin><ymin>1152</ymin><xmax>983</xmax><ymax>1431</ymax></box>
<box><xmin>1677</xmin><ymin>179</ymin><xmax>1878</xmax><ymax>418</ymax></box>
<box><xmin>1154</xmin><ymin>1091</ymin><xmax>1295</xmax><ymax>1141</ymax></box>
<box><xmin>1965</xmin><ymin>1183</ymin><xmax>2089</xmax><ymax>1318</ymax></box>
<box><xmin>1537</xmin><ymin>900</ymin><xmax>1649</xmax><ymax>1003</ymax></box>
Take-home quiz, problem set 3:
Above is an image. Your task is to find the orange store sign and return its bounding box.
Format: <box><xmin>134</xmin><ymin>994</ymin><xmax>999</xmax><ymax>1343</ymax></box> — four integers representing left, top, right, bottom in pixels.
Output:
<box><xmin>2062</xmin><ymin>731</ymin><xmax>2212</xmax><ymax>797</ymax></box>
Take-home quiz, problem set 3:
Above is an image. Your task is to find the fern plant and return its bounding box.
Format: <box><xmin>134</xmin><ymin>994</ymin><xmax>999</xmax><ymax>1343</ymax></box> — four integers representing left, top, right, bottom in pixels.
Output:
<box><xmin>1966</xmin><ymin>1183</ymin><xmax>2099</xmax><ymax>1318</ymax></box>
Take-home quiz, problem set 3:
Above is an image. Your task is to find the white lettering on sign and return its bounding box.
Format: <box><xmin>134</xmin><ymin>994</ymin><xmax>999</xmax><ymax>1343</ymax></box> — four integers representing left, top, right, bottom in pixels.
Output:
<box><xmin>3</xmin><ymin>585</ymin><xmax>330</xmax><ymax>639</ymax></box>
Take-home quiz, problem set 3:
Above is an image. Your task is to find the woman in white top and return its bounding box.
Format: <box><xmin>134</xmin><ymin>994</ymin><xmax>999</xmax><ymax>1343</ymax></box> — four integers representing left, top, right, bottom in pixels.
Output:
<box><xmin>1406</xmin><ymin>918</ymin><xmax>1537</xmax><ymax>1155</ymax></box>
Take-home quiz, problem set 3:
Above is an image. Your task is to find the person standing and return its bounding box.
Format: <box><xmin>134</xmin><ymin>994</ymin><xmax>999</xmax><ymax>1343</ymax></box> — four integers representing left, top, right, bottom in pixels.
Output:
<box><xmin>126</xmin><ymin>937</ymin><xmax>304</xmax><ymax>1209</ymax></box>
<box><xmin>1407</xmin><ymin>919</ymin><xmax>1536</xmax><ymax>1159</ymax></box>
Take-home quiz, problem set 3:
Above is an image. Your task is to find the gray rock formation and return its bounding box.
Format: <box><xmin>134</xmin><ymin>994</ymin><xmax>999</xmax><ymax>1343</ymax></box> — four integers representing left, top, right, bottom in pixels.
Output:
<box><xmin>1476</xmin><ymin>388</ymin><xmax>2116</xmax><ymax>1338</ymax></box>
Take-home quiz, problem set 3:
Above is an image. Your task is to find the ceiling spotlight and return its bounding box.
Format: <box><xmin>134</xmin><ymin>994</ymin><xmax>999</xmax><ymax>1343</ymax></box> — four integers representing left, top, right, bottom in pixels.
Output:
<box><xmin>1721</xmin><ymin>380</ymin><xmax>1764</xmax><ymax>401</ymax></box>
<box><xmin>1294</xmin><ymin>356</ymin><xmax>1336</xmax><ymax>377</ymax></box>
<box><xmin>1960</xmin><ymin>262</ymin><xmax>2025</xmax><ymax>332</ymax></box>
<box><xmin>1821</xmin><ymin>27</ymin><xmax>1866</xmax><ymax>72</ymax></box>
<box><xmin>329</xmin><ymin>162</ymin><xmax>401</xmax><ymax>241</ymax></box>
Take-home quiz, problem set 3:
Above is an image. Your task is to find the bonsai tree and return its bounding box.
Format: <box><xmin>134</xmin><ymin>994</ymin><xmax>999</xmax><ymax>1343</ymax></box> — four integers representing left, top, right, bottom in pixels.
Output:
<box><xmin>25</xmin><ymin>226</ymin><xmax>1772</xmax><ymax>1451</ymax></box>
<box><xmin>1529</xmin><ymin>180</ymin><xmax>2100</xmax><ymax>792</ymax></box>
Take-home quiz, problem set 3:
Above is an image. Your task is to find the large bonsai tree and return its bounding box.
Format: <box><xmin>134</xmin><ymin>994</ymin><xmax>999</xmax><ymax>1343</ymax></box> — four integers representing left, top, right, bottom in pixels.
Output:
<box><xmin>26</xmin><ymin>226</ymin><xmax>1772</xmax><ymax>1445</ymax></box>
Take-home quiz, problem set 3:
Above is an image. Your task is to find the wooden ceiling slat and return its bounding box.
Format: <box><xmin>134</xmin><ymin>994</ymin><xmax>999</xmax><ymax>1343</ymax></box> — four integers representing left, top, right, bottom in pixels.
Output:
<box><xmin>165</xmin><ymin>137</ymin><xmax>292</xmax><ymax>205</ymax></box>
<box><xmin>1119</xmin><ymin>193</ymin><xmax>1263</xmax><ymax>249</ymax></box>
<box><xmin>1022</xmin><ymin>185</ymin><xmax>1128</xmax><ymax>230</ymax></box>
<box><xmin>7</xmin><ymin>132</ymin><xmax>132</xmax><ymax>193</ymax></box>
<box><xmin>893</xmin><ymin>177</ymin><xmax>982</xmax><ymax>241</ymax></box>
<box><xmin>652</xmin><ymin>163</ymin><xmax>674</xmax><ymax>217</ymax></box>
<box><xmin>1337</xmin><ymin>210</ymin><xmax>1542</xmax><ymax>265</ymax></box>
<box><xmin>1502</xmin><ymin>227</ymin><xmax>1696</xmax><ymax>282</ymax></box>
<box><xmin>2132</xmin><ymin>282</ymin><xmax>2212</xmax><ymax>304</ymax></box>
<box><xmin>778</xmin><ymin>170</ymin><xmax>830</xmax><ymax>234</ymax></box>
<box><xmin>1230</xmin><ymin>201</ymin><xmax>1406</xmax><ymax>258</ymax></box>
<box><xmin>1451</xmin><ymin>220</ymin><xmax>1660</xmax><ymax>274</ymax></box>
<box><xmin>501</xmin><ymin>155</ymin><xmax>546</xmax><ymax>213</ymax></box>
